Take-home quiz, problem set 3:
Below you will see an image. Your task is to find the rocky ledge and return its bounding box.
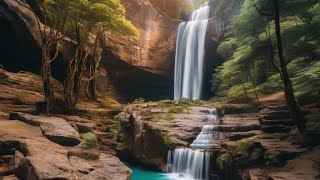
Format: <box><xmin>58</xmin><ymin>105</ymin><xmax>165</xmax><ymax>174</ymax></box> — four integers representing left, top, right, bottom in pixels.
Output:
<box><xmin>0</xmin><ymin>119</ymin><xmax>131</xmax><ymax>180</ymax></box>
<box><xmin>0</xmin><ymin>68</ymin><xmax>131</xmax><ymax>179</ymax></box>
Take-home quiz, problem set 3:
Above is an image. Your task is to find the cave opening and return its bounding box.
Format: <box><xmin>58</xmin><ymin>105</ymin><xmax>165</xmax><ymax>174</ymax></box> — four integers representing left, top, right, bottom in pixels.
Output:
<box><xmin>0</xmin><ymin>16</ymin><xmax>41</xmax><ymax>73</ymax></box>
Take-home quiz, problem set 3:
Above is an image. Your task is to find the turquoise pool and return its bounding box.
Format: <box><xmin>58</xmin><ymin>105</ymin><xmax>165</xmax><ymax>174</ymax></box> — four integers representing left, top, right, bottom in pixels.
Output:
<box><xmin>126</xmin><ymin>163</ymin><xmax>170</xmax><ymax>180</ymax></box>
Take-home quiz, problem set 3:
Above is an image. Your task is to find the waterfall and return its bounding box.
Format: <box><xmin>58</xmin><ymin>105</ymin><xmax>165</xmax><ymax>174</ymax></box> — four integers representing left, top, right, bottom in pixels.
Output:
<box><xmin>167</xmin><ymin>124</ymin><xmax>220</xmax><ymax>179</ymax></box>
<box><xmin>174</xmin><ymin>6</ymin><xmax>210</xmax><ymax>100</ymax></box>
<box><xmin>167</xmin><ymin>148</ymin><xmax>212</xmax><ymax>180</ymax></box>
<box><xmin>207</xmin><ymin>108</ymin><xmax>220</xmax><ymax>122</ymax></box>
<box><xmin>190</xmin><ymin>125</ymin><xmax>219</xmax><ymax>149</ymax></box>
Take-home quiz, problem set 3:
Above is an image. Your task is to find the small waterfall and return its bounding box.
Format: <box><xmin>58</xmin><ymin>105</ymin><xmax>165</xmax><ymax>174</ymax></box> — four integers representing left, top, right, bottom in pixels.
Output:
<box><xmin>174</xmin><ymin>5</ymin><xmax>210</xmax><ymax>100</ymax></box>
<box><xmin>190</xmin><ymin>125</ymin><xmax>220</xmax><ymax>149</ymax></box>
<box><xmin>207</xmin><ymin>108</ymin><xmax>220</xmax><ymax>122</ymax></box>
<box><xmin>167</xmin><ymin>116</ymin><xmax>220</xmax><ymax>180</ymax></box>
<box><xmin>167</xmin><ymin>148</ymin><xmax>212</xmax><ymax>180</ymax></box>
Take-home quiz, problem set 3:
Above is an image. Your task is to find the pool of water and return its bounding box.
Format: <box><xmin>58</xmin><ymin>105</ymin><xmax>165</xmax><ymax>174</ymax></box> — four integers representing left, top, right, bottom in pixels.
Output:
<box><xmin>126</xmin><ymin>163</ymin><xmax>170</xmax><ymax>180</ymax></box>
<box><xmin>126</xmin><ymin>163</ymin><xmax>198</xmax><ymax>180</ymax></box>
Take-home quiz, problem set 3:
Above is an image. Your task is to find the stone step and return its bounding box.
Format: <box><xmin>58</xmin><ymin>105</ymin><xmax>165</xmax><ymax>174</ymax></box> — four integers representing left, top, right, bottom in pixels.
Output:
<box><xmin>228</xmin><ymin>131</ymin><xmax>260</xmax><ymax>141</ymax></box>
<box><xmin>218</xmin><ymin>124</ymin><xmax>260</xmax><ymax>132</ymax></box>
<box><xmin>260</xmin><ymin>119</ymin><xmax>295</xmax><ymax>126</ymax></box>
<box><xmin>259</xmin><ymin>113</ymin><xmax>290</xmax><ymax>120</ymax></box>
<box><xmin>262</xmin><ymin>104</ymin><xmax>288</xmax><ymax>111</ymax></box>
<box><xmin>261</xmin><ymin>125</ymin><xmax>292</xmax><ymax>133</ymax></box>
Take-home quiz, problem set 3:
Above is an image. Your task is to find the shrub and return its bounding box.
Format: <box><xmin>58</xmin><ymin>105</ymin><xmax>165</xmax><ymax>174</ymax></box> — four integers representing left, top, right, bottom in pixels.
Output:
<box><xmin>217</xmin><ymin>152</ymin><xmax>233</xmax><ymax>170</ymax></box>
<box><xmin>80</xmin><ymin>133</ymin><xmax>98</xmax><ymax>149</ymax></box>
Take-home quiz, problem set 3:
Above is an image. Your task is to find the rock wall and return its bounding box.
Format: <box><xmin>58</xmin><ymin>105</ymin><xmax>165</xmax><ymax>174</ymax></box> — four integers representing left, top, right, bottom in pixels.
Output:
<box><xmin>0</xmin><ymin>0</ymin><xmax>42</xmax><ymax>73</ymax></box>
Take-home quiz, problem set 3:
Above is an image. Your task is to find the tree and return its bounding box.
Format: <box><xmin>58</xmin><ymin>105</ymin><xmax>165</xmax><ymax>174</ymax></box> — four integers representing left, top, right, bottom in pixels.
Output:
<box><xmin>271</xmin><ymin>0</ymin><xmax>305</xmax><ymax>132</ymax></box>
<box><xmin>36</xmin><ymin>0</ymin><xmax>138</xmax><ymax>111</ymax></box>
<box><xmin>212</xmin><ymin>0</ymin><xmax>320</xmax><ymax>132</ymax></box>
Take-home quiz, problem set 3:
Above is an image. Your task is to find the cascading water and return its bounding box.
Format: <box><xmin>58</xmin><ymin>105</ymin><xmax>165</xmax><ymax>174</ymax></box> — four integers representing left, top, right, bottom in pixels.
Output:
<box><xmin>190</xmin><ymin>125</ymin><xmax>219</xmax><ymax>149</ymax></box>
<box><xmin>166</xmin><ymin>109</ymin><xmax>220</xmax><ymax>180</ymax></box>
<box><xmin>167</xmin><ymin>148</ymin><xmax>212</xmax><ymax>180</ymax></box>
<box><xmin>174</xmin><ymin>5</ymin><xmax>210</xmax><ymax>100</ymax></box>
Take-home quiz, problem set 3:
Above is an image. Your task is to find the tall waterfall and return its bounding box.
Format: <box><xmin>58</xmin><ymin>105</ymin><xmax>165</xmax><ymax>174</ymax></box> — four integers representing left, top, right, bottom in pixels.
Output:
<box><xmin>174</xmin><ymin>6</ymin><xmax>210</xmax><ymax>100</ymax></box>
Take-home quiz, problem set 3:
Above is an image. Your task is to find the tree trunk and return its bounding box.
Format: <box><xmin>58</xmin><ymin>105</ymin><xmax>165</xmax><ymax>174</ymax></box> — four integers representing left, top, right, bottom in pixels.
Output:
<box><xmin>41</xmin><ymin>53</ymin><xmax>54</xmax><ymax>113</ymax></box>
<box><xmin>272</xmin><ymin>0</ymin><xmax>305</xmax><ymax>133</ymax></box>
<box><xmin>248</xmin><ymin>71</ymin><xmax>261</xmax><ymax>106</ymax></box>
<box><xmin>88</xmin><ymin>78</ymin><xmax>97</xmax><ymax>100</ymax></box>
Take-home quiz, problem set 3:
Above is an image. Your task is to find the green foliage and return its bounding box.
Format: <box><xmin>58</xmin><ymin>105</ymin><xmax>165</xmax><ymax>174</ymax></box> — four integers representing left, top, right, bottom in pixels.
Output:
<box><xmin>80</xmin><ymin>133</ymin><xmax>98</xmax><ymax>149</ymax></box>
<box><xmin>212</xmin><ymin>0</ymin><xmax>320</xmax><ymax>102</ymax></box>
<box><xmin>235</xmin><ymin>140</ymin><xmax>256</xmax><ymax>158</ymax></box>
<box><xmin>216</xmin><ymin>152</ymin><xmax>233</xmax><ymax>170</ymax></box>
<box><xmin>38</xmin><ymin>0</ymin><xmax>138</xmax><ymax>43</ymax></box>
<box><xmin>217</xmin><ymin>38</ymin><xmax>237</xmax><ymax>58</ymax></box>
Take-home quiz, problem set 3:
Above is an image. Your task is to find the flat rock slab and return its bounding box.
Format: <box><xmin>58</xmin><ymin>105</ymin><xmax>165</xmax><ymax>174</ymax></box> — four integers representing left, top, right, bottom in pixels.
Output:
<box><xmin>0</xmin><ymin>120</ymin><xmax>75</xmax><ymax>179</ymax></box>
<box><xmin>219</xmin><ymin>113</ymin><xmax>260</xmax><ymax>132</ymax></box>
<box><xmin>69</xmin><ymin>153</ymin><xmax>131</xmax><ymax>180</ymax></box>
<box><xmin>9</xmin><ymin>112</ymin><xmax>80</xmax><ymax>146</ymax></box>
<box><xmin>0</xmin><ymin>120</ymin><xmax>132</xmax><ymax>180</ymax></box>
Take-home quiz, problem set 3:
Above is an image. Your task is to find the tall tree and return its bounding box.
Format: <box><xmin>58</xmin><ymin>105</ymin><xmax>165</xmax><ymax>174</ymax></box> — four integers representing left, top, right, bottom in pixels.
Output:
<box><xmin>271</xmin><ymin>0</ymin><xmax>305</xmax><ymax>132</ymax></box>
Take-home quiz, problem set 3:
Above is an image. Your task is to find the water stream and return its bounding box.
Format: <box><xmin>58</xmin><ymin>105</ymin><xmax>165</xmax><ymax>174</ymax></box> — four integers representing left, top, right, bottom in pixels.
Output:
<box><xmin>166</xmin><ymin>109</ymin><xmax>220</xmax><ymax>180</ymax></box>
<box><xmin>174</xmin><ymin>5</ymin><xmax>210</xmax><ymax>100</ymax></box>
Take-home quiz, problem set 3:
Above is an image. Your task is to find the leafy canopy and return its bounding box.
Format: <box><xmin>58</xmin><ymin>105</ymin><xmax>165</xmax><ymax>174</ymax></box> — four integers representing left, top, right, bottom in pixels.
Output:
<box><xmin>39</xmin><ymin>0</ymin><xmax>138</xmax><ymax>43</ymax></box>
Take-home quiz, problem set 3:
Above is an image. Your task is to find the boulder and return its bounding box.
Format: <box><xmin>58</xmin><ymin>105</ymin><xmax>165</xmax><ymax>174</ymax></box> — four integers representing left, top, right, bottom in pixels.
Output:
<box><xmin>9</xmin><ymin>112</ymin><xmax>80</xmax><ymax>146</ymax></box>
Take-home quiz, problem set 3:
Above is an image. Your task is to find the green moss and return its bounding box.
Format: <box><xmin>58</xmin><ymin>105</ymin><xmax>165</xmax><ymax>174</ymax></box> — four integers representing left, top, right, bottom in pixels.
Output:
<box><xmin>217</xmin><ymin>152</ymin><xmax>233</xmax><ymax>170</ymax></box>
<box><xmin>264</xmin><ymin>150</ymin><xmax>281</xmax><ymax>166</ymax></box>
<box><xmin>235</xmin><ymin>140</ymin><xmax>256</xmax><ymax>158</ymax></box>
<box><xmin>80</xmin><ymin>133</ymin><xmax>98</xmax><ymax>149</ymax></box>
<box><xmin>158</xmin><ymin>99</ymin><xmax>202</xmax><ymax>107</ymax></box>
<box><xmin>165</xmin><ymin>106</ymin><xmax>189</xmax><ymax>113</ymax></box>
